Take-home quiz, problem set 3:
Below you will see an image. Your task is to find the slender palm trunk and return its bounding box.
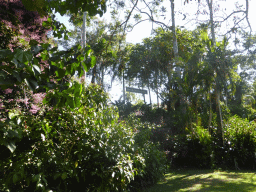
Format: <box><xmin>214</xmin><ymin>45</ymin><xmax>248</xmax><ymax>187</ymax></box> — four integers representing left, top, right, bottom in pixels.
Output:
<box><xmin>207</xmin><ymin>0</ymin><xmax>223</xmax><ymax>146</ymax></box>
<box><xmin>167</xmin><ymin>0</ymin><xmax>180</xmax><ymax>112</ymax></box>
<box><xmin>148</xmin><ymin>79</ymin><xmax>152</xmax><ymax>107</ymax></box>
<box><xmin>208</xmin><ymin>90</ymin><xmax>212</xmax><ymax>133</ymax></box>
<box><xmin>123</xmin><ymin>70</ymin><xmax>125</xmax><ymax>103</ymax></box>
<box><xmin>101</xmin><ymin>66</ymin><xmax>104</xmax><ymax>88</ymax></box>
<box><xmin>91</xmin><ymin>64</ymin><xmax>97</xmax><ymax>84</ymax></box>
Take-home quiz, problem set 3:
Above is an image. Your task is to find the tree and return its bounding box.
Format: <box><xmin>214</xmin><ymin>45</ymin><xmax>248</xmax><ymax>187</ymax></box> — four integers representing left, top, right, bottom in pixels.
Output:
<box><xmin>0</xmin><ymin>0</ymin><xmax>107</xmax><ymax>169</ymax></box>
<box><xmin>0</xmin><ymin>0</ymin><xmax>107</xmax><ymax>105</ymax></box>
<box><xmin>126</xmin><ymin>26</ymin><xmax>219</xmax><ymax>132</ymax></box>
<box><xmin>0</xmin><ymin>0</ymin><xmax>52</xmax><ymax>50</ymax></box>
<box><xmin>57</xmin><ymin>11</ymin><xmax>129</xmax><ymax>91</ymax></box>
<box><xmin>0</xmin><ymin>0</ymin><xmax>56</xmax><ymax>133</ymax></box>
<box><xmin>181</xmin><ymin>0</ymin><xmax>252</xmax><ymax>146</ymax></box>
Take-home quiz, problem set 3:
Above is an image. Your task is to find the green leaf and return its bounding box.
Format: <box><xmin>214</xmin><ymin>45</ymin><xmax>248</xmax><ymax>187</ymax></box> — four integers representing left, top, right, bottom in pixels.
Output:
<box><xmin>0</xmin><ymin>49</ymin><xmax>12</xmax><ymax>60</ymax></box>
<box><xmin>41</xmin><ymin>43</ymin><xmax>51</xmax><ymax>50</ymax></box>
<box><xmin>25</xmin><ymin>78</ymin><xmax>39</xmax><ymax>91</ymax></box>
<box><xmin>45</xmin><ymin>122</ymin><xmax>52</xmax><ymax>133</ymax></box>
<box><xmin>64</xmin><ymin>34</ymin><xmax>68</xmax><ymax>40</ymax></box>
<box><xmin>14</xmin><ymin>49</ymin><xmax>33</xmax><ymax>63</ymax></box>
<box><xmin>8</xmin><ymin>111</ymin><xmax>19</xmax><ymax>119</ymax></box>
<box><xmin>61</xmin><ymin>172</ymin><xmax>67</xmax><ymax>180</ymax></box>
<box><xmin>32</xmin><ymin>65</ymin><xmax>41</xmax><ymax>76</ymax></box>
<box><xmin>77</xmin><ymin>55</ymin><xmax>84</xmax><ymax>62</ymax></box>
<box><xmin>13</xmin><ymin>71</ymin><xmax>22</xmax><ymax>82</ymax></box>
<box><xmin>6</xmin><ymin>141</ymin><xmax>16</xmax><ymax>153</ymax></box>
<box><xmin>75</xmin><ymin>161</ymin><xmax>78</xmax><ymax>168</ymax></box>
<box><xmin>81</xmin><ymin>61</ymin><xmax>88</xmax><ymax>72</ymax></box>
<box><xmin>56</xmin><ymin>68</ymin><xmax>65</xmax><ymax>79</ymax></box>
<box><xmin>32</xmin><ymin>45</ymin><xmax>42</xmax><ymax>55</ymax></box>
<box><xmin>201</xmin><ymin>31</ymin><xmax>208</xmax><ymax>41</ymax></box>
<box><xmin>12</xmin><ymin>58</ymin><xmax>25</xmax><ymax>68</ymax></box>
<box><xmin>54</xmin><ymin>173</ymin><xmax>61</xmax><ymax>180</ymax></box>
<box><xmin>7</xmin><ymin>129</ymin><xmax>21</xmax><ymax>138</ymax></box>
<box><xmin>32</xmin><ymin>173</ymin><xmax>40</xmax><ymax>182</ymax></box>
<box><xmin>66</xmin><ymin>96</ymin><xmax>75</xmax><ymax>108</ymax></box>
<box><xmin>33</xmin><ymin>58</ymin><xmax>39</xmax><ymax>65</ymax></box>
<box><xmin>13</xmin><ymin>173</ymin><xmax>19</xmax><ymax>183</ymax></box>
<box><xmin>91</xmin><ymin>56</ymin><xmax>96</xmax><ymax>67</ymax></box>
<box><xmin>29</xmin><ymin>39</ymin><xmax>39</xmax><ymax>46</ymax></box>
<box><xmin>50</xmin><ymin>46</ymin><xmax>58</xmax><ymax>52</ymax></box>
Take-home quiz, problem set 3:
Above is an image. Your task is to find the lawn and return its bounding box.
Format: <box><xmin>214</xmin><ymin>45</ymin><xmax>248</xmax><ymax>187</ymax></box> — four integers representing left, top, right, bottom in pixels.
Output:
<box><xmin>143</xmin><ymin>169</ymin><xmax>256</xmax><ymax>192</ymax></box>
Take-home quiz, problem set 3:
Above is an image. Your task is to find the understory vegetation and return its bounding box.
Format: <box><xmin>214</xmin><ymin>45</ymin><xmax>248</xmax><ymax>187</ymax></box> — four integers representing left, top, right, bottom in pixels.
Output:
<box><xmin>1</xmin><ymin>84</ymin><xmax>166</xmax><ymax>191</ymax></box>
<box><xmin>114</xmin><ymin>102</ymin><xmax>256</xmax><ymax>171</ymax></box>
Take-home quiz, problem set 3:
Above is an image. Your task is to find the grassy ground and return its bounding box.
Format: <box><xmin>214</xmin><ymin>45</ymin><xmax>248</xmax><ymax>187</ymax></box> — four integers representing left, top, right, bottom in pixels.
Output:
<box><xmin>144</xmin><ymin>169</ymin><xmax>256</xmax><ymax>192</ymax></box>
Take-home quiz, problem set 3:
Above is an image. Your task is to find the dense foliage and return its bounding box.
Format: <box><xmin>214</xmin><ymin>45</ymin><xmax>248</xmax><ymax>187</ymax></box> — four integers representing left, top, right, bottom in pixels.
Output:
<box><xmin>1</xmin><ymin>84</ymin><xmax>166</xmax><ymax>191</ymax></box>
<box><xmin>149</xmin><ymin>115</ymin><xmax>256</xmax><ymax>170</ymax></box>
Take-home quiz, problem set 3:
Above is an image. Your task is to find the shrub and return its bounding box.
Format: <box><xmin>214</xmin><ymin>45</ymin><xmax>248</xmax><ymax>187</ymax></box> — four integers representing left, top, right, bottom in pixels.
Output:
<box><xmin>1</xmin><ymin>84</ymin><xmax>145</xmax><ymax>191</ymax></box>
<box><xmin>169</xmin><ymin>125</ymin><xmax>212</xmax><ymax>169</ymax></box>
<box><xmin>151</xmin><ymin>125</ymin><xmax>213</xmax><ymax>169</ymax></box>
<box><xmin>127</xmin><ymin>116</ymin><xmax>166</xmax><ymax>191</ymax></box>
<box><xmin>222</xmin><ymin>115</ymin><xmax>256</xmax><ymax>170</ymax></box>
<box><xmin>1</xmin><ymin>84</ymin><xmax>167</xmax><ymax>192</ymax></box>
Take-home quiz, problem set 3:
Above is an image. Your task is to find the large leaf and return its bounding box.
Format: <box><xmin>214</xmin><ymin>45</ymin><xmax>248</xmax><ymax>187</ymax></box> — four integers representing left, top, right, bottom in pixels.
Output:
<box><xmin>56</xmin><ymin>68</ymin><xmax>66</xmax><ymax>79</ymax></box>
<box><xmin>90</xmin><ymin>55</ymin><xmax>96</xmax><ymax>68</ymax></box>
<box><xmin>25</xmin><ymin>78</ymin><xmax>39</xmax><ymax>91</ymax></box>
<box><xmin>13</xmin><ymin>70</ymin><xmax>22</xmax><ymax>82</ymax></box>
<box><xmin>81</xmin><ymin>61</ymin><xmax>88</xmax><ymax>72</ymax></box>
<box><xmin>31</xmin><ymin>44</ymin><xmax>43</xmax><ymax>55</ymax></box>
<box><xmin>12</xmin><ymin>58</ymin><xmax>25</xmax><ymax>68</ymax></box>
<box><xmin>6</xmin><ymin>141</ymin><xmax>16</xmax><ymax>153</ymax></box>
<box><xmin>32</xmin><ymin>65</ymin><xmax>41</xmax><ymax>76</ymax></box>
<box><xmin>0</xmin><ymin>49</ymin><xmax>12</xmax><ymax>60</ymax></box>
<box><xmin>14</xmin><ymin>49</ymin><xmax>33</xmax><ymax>63</ymax></box>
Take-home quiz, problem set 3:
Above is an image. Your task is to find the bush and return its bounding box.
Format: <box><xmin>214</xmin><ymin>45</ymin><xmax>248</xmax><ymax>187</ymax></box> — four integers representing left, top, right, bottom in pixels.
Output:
<box><xmin>150</xmin><ymin>125</ymin><xmax>213</xmax><ymax>169</ymax></box>
<box><xmin>221</xmin><ymin>115</ymin><xmax>256</xmax><ymax>170</ymax></box>
<box><xmin>168</xmin><ymin>125</ymin><xmax>212</xmax><ymax>169</ymax></box>
<box><xmin>126</xmin><ymin>116</ymin><xmax>166</xmax><ymax>191</ymax></box>
<box><xmin>1</xmin><ymin>84</ymin><xmax>166</xmax><ymax>192</ymax></box>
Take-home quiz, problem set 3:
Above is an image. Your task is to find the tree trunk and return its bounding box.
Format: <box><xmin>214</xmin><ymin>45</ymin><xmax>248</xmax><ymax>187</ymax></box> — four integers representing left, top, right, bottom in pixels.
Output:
<box><xmin>207</xmin><ymin>0</ymin><xmax>223</xmax><ymax>146</ymax></box>
<box><xmin>207</xmin><ymin>0</ymin><xmax>216</xmax><ymax>46</ymax></box>
<box><xmin>167</xmin><ymin>0</ymin><xmax>180</xmax><ymax>113</ymax></box>
<box><xmin>216</xmin><ymin>88</ymin><xmax>224</xmax><ymax>144</ymax></box>
<box><xmin>157</xmin><ymin>90</ymin><xmax>159</xmax><ymax>109</ymax></box>
<box><xmin>123</xmin><ymin>70</ymin><xmax>125</xmax><ymax>103</ymax></box>
<box><xmin>170</xmin><ymin>0</ymin><xmax>179</xmax><ymax>75</ymax></box>
<box><xmin>100</xmin><ymin>62</ymin><xmax>104</xmax><ymax>88</ymax></box>
<box><xmin>81</xmin><ymin>12</ymin><xmax>87</xmax><ymax>80</ymax></box>
<box><xmin>148</xmin><ymin>79</ymin><xmax>152</xmax><ymax>108</ymax></box>
<box><xmin>208</xmin><ymin>90</ymin><xmax>212</xmax><ymax>133</ymax></box>
<box><xmin>91</xmin><ymin>64</ymin><xmax>97</xmax><ymax>84</ymax></box>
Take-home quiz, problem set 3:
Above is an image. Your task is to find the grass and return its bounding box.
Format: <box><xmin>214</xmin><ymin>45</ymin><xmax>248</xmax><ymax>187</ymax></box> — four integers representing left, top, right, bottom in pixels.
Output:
<box><xmin>143</xmin><ymin>169</ymin><xmax>256</xmax><ymax>192</ymax></box>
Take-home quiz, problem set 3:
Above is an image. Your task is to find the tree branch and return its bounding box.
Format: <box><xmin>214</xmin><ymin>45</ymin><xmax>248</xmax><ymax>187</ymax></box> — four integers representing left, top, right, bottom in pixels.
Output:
<box><xmin>221</xmin><ymin>10</ymin><xmax>245</xmax><ymax>23</ymax></box>
<box><xmin>120</xmin><ymin>0</ymin><xmax>139</xmax><ymax>32</ymax></box>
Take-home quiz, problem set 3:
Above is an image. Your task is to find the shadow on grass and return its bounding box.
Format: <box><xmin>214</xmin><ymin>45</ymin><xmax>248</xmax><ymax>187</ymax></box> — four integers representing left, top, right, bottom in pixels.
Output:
<box><xmin>144</xmin><ymin>169</ymin><xmax>256</xmax><ymax>192</ymax></box>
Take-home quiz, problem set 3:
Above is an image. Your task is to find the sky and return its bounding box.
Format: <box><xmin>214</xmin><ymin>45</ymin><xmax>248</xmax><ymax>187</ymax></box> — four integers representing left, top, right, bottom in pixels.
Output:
<box><xmin>54</xmin><ymin>0</ymin><xmax>256</xmax><ymax>105</ymax></box>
